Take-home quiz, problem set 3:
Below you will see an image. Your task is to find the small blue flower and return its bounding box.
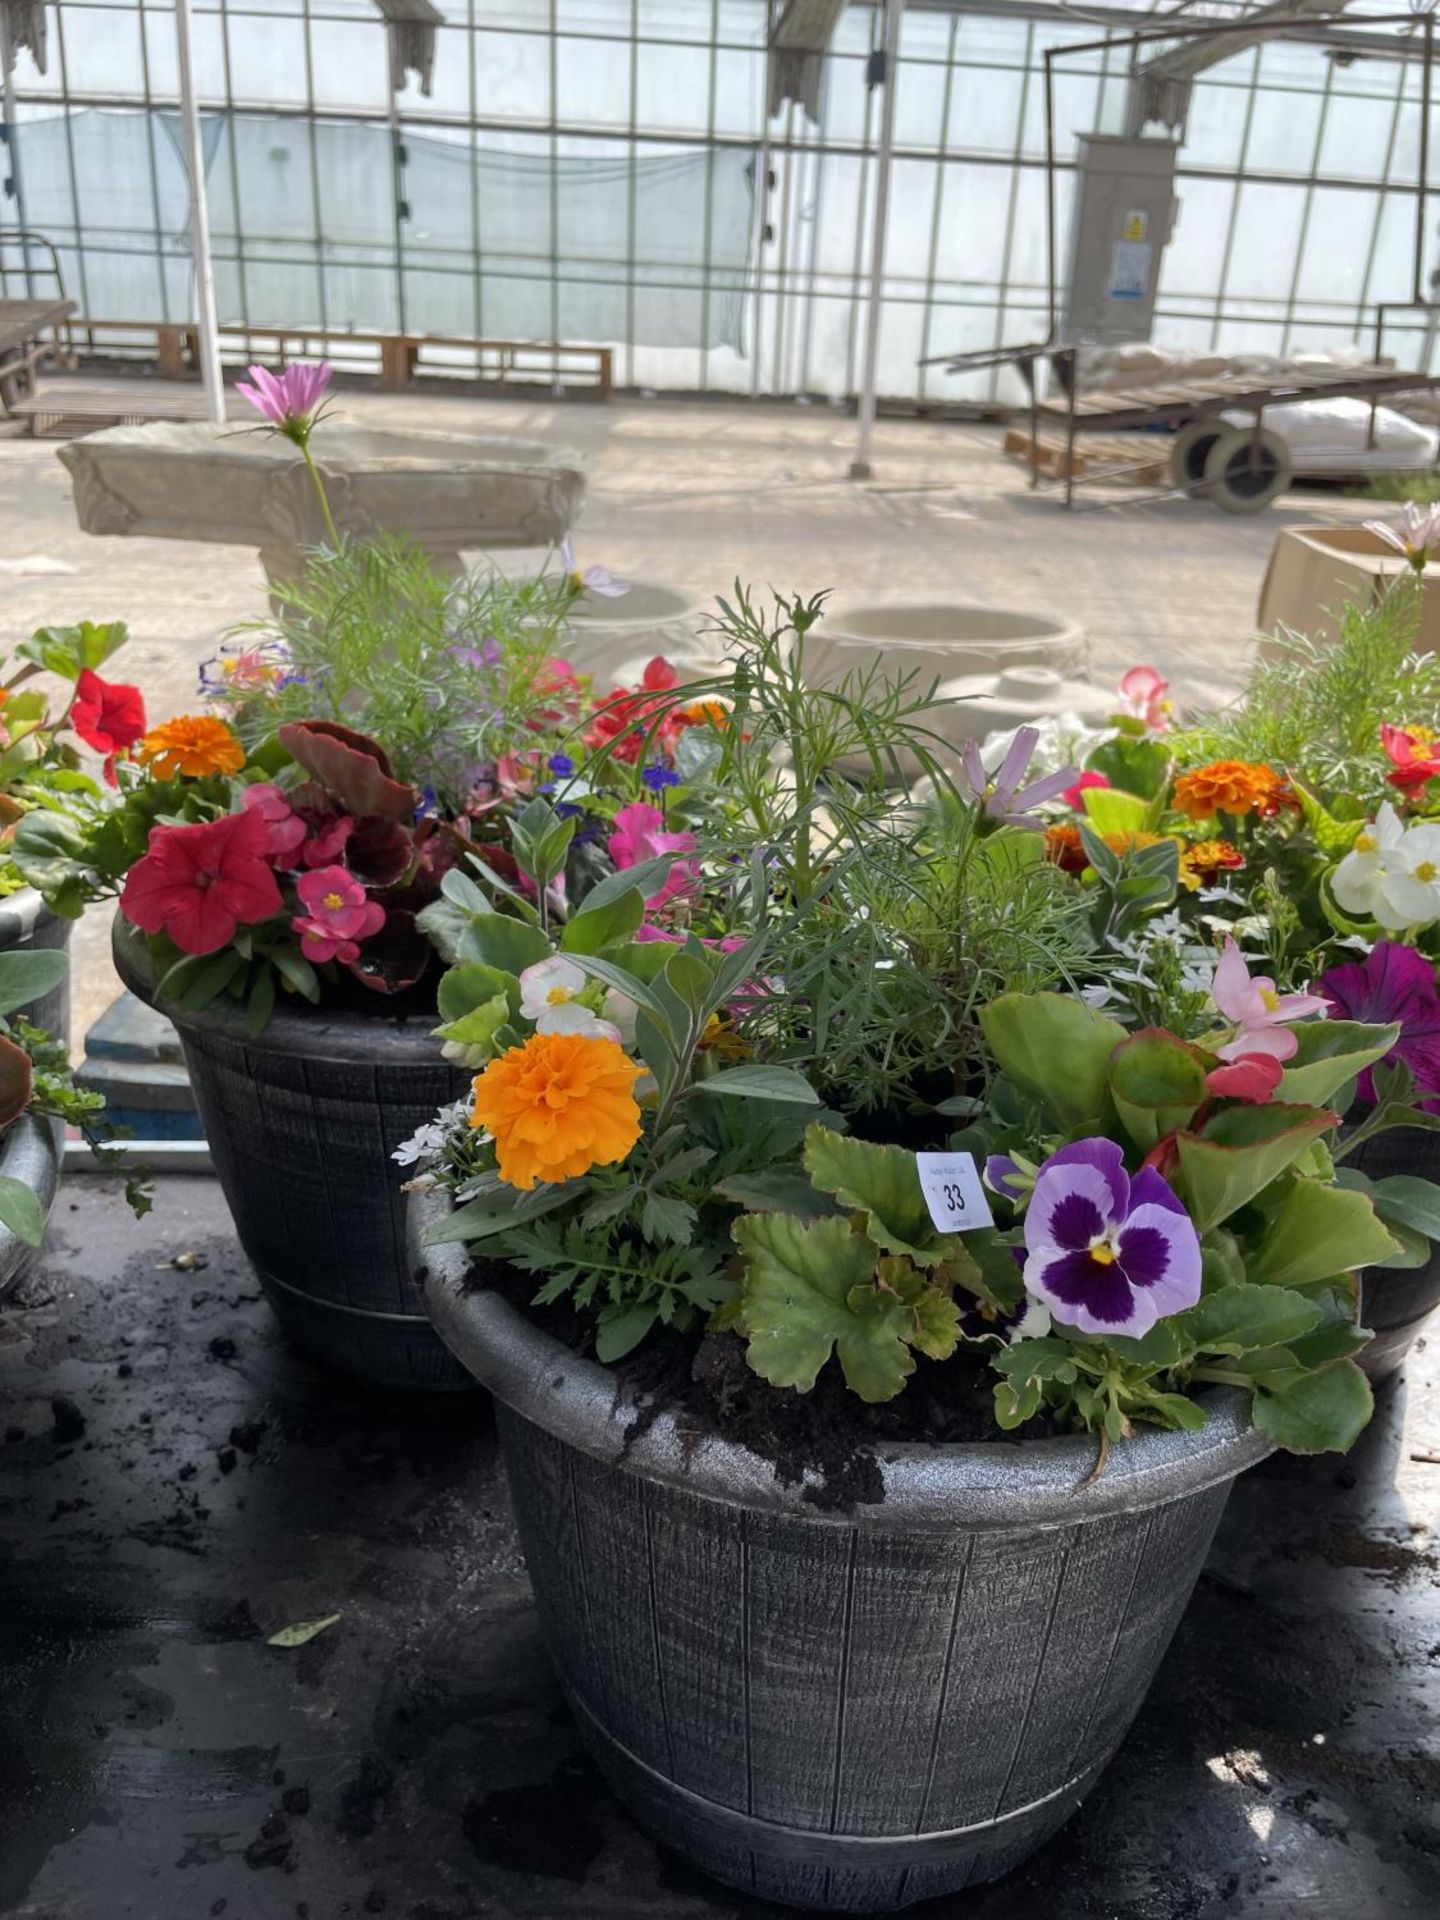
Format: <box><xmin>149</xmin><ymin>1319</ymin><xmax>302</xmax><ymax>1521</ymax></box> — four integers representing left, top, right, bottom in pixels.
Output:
<box><xmin>642</xmin><ymin>764</ymin><xmax>680</xmax><ymax>792</ymax></box>
<box><xmin>554</xmin><ymin>801</ymin><xmax>585</xmax><ymax>821</ymax></box>
<box><xmin>549</xmin><ymin>753</ymin><xmax>575</xmax><ymax>778</ymax></box>
<box><xmin>414</xmin><ymin>785</ymin><xmax>439</xmax><ymax>821</ymax></box>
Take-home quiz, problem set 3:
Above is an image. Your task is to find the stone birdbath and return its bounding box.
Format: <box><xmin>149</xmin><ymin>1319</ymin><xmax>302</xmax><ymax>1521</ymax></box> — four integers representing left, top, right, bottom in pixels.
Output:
<box><xmin>58</xmin><ymin>420</ymin><xmax>587</xmax><ymax>590</ymax></box>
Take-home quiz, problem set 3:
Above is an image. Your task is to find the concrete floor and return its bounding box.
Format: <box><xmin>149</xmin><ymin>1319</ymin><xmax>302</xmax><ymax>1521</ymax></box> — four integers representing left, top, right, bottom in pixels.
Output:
<box><xmin>0</xmin><ymin>1175</ymin><xmax>1437</xmax><ymax>1920</ymax></box>
<box><xmin>0</xmin><ymin>388</ymin><xmax>1381</xmax><ymax>1055</ymax></box>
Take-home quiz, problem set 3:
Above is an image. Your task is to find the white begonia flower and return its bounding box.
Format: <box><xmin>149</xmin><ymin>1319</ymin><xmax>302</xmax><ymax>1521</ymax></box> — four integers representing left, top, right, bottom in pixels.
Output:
<box><xmin>518</xmin><ymin>953</ymin><xmax>621</xmax><ymax>1039</ymax></box>
<box><xmin>518</xmin><ymin>954</ymin><xmax>587</xmax><ymax>1020</ymax></box>
<box><xmin>1332</xmin><ymin>803</ymin><xmax>1440</xmax><ymax>930</ymax></box>
<box><xmin>535</xmin><ymin>1000</ymin><xmax>622</xmax><ymax>1041</ymax></box>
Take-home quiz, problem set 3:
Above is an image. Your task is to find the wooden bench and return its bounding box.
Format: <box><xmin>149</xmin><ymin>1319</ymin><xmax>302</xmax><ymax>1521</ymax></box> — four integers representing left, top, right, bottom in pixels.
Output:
<box><xmin>10</xmin><ymin>377</ymin><xmax>228</xmax><ymax>437</ymax></box>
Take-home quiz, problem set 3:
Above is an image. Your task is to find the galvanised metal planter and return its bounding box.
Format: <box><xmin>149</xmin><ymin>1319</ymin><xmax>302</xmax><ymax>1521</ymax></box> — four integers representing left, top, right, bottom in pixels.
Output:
<box><xmin>415</xmin><ymin>1194</ymin><xmax>1272</xmax><ymax>1914</ymax></box>
<box><xmin>0</xmin><ymin>887</ymin><xmax>72</xmax><ymax>1050</ymax></box>
<box><xmin>115</xmin><ymin>916</ymin><xmax>471</xmax><ymax>1392</ymax></box>
<box><xmin>1346</xmin><ymin>1127</ymin><xmax>1440</xmax><ymax>1384</ymax></box>
<box><xmin>0</xmin><ymin>1114</ymin><xmax>62</xmax><ymax>1304</ymax></box>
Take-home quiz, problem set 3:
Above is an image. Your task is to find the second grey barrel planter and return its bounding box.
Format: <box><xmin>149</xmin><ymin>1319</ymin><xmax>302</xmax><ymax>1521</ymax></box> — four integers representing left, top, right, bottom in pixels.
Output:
<box><xmin>416</xmin><ymin>1195</ymin><xmax>1271</xmax><ymax>1913</ymax></box>
<box><xmin>0</xmin><ymin>886</ymin><xmax>72</xmax><ymax>1049</ymax></box>
<box><xmin>0</xmin><ymin>1114</ymin><xmax>63</xmax><ymax>1305</ymax></box>
<box><xmin>115</xmin><ymin>916</ymin><xmax>471</xmax><ymax>1392</ymax></box>
<box><xmin>1346</xmin><ymin>1127</ymin><xmax>1440</xmax><ymax>1384</ymax></box>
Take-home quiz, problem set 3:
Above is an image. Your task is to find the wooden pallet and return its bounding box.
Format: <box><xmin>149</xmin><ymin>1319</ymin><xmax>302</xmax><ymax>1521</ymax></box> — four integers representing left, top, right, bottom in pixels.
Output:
<box><xmin>10</xmin><ymin>377</ymin><xmax>229</xmax><ymax>436</ymax></box>
<box><xmin>1003</xmin><ymin>426</ymin><xmax>1172</xmax><ymax>485</ymax></box>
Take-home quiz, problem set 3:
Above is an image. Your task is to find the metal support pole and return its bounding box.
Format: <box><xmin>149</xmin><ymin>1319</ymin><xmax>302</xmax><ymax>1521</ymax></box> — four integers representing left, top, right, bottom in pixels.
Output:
<box><xmin>848</xmin><ymin>0</ymin><xmax>903</xmax><ymax>482</ymax></box>
<box><xmin>175</xmin><ymin>0</ymin><xmax>225</xmax><ymax>423</ymax></box>
<box><xmin>0</xmin><ymin>15</ymin><xmax>32</xmax><ymax>296</ymax></box>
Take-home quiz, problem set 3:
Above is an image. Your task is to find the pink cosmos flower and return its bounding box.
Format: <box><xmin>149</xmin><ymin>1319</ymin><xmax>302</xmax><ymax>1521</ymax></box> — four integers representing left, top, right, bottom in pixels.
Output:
<box><xmin>608</xmin><ymin>801</ymin><xmax>698</xmax><ymax>908</ymax></box>
<box><xmin>240</xmin><ymin>782</ymin><xmax>307</xmax><ymax>863</ymax></box>
<box><xmin>1118</xmin><ymin>666</ymin><xmax>1172</xmax><ymax>730</ymax></box>
<box><xmin>1364</xmin><ymin>501</ymin><xmax>1440</xmax><ymax>572</ymax></box>
<box><xmin>292</xmin><ymin>864</ymin><xmax>385</xmax><ymax>963</ymax></box>
<box><xmin>1210</xmin><ymin>936</ymin><xmax>1328</xmax><ymax>1063</ymax></box>
<box><xmin>1062</xmin><ymin>770</ymin><xmax>1111</xmax><ymax>811</ymax></box>
<box><xmin>235</xmin><ymin>361</ymin><xmax>332</xmax><ymax>443</ymax></box>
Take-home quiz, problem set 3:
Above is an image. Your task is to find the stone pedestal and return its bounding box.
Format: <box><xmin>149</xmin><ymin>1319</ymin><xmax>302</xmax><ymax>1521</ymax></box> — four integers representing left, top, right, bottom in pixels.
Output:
<box><xmin>59</xmin><ymin>420</ymin><xmax>587</xmax><ymax>585</ymax></box>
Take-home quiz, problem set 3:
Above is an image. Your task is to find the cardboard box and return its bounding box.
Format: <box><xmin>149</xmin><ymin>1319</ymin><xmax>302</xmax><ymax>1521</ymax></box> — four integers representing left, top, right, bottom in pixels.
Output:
<box><xmin>1256</xmin><ymin>524</ymin><xmax>1440</xmax><ymax>657</ymax></box>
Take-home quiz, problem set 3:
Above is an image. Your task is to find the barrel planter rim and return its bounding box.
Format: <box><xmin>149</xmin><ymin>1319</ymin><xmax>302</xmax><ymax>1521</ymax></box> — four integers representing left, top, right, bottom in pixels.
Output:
<box><xmin>0</xmin><ymin>1112</ymin><xmax>62</xmax><ymax>1300</ymax></box>
<box><xmin>112</xmin><ymin>912</ymin><xmax>443</xmax><ymax>1063</ymax></box>
<box><xmin>0</xmin><ymin>885</ymin><xmax>57</xmax><ymax>940</ymax></box>
<box><xmin>414</xmin><ymin>1190</ymin><xmax>1272</xmax><ymax>1532</ymax></box>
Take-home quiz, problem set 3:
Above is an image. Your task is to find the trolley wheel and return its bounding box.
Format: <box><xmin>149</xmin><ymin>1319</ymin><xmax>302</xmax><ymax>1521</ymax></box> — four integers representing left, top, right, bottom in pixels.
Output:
<box><xmin>0</xmin><ymin>347</ymin><xmax>35</xmax><ymax>414</ymax></box>
<box><xmin>1202</xmin><ymin>425</ymin><xmax>1292</xmax><ymax>514</ymax></box>
<box><xmin>1168</xmin><ymin>418</ymin><xmax>1227</xmax><ymax>492</ymax></box>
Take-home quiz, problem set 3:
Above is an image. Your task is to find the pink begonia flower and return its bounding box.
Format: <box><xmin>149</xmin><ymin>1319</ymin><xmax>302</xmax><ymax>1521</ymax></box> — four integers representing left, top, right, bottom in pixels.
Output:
<box><xmin>291</xmin><ymin>864</ymin><xmax>384</xmax><ymax>964</ymax></box>
<box><xmin>609</xmin><ymin>802</ymin><xmax>698</xmax><ymax>908</ymax></box>
<box><xmin>1118</xmin><ymin>666</ymin><xmax>1172</xmax><ymax>730</ymax></box>
<box><xmin>1062</xmin><ymin>770</ymin><xmax>1111</xmax><ymax>811</ymax></box>
<box><xmin>240</xmin><ymin>783</ymin><xmax>307</xmax><ymax>863</ymax></box>
<box><xmin>235</xmin><ymin>361</ymin><xmax>332</xmax><ymax>442</ymax></box>
<box><xmin>1205</xmin><ymin>1053</ymin><xmax>1283</xmax><ymax>1103</ymax></box>
<box><xmin>558</xmin><ymin>533</ymin><xmax>630</xmax><ymax>599</ymax></box>
<box><xmin>1210</xmin><ymin>936</ymin><xmax>1328</xmax><ymax>1063</ymax></box>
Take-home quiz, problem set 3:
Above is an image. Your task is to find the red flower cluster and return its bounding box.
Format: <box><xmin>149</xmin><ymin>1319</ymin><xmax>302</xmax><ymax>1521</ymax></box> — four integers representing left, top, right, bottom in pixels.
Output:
<box><xmin>584</xmin><ymin>657</ymin><xmax>699</xmax><ymax>766</ymax></box>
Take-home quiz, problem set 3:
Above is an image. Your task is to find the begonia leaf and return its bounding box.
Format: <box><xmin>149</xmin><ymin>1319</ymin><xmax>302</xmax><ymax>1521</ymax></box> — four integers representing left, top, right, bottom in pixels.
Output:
<box><xmin>1108</xmin><ymin>1028</ymin><xmax>1208</xmax><ymax>1149</ymax></box>
<box><xmin>1277</xmin><ymin>1020</ymin><xmax>1401</xmax><ymax>1109</ymax></box>
<box><xmin>1172</xmin><ymin>1103</ymin><xmax>1337</xmax><ymax>1233</ymax></box>
<box><xmin>1246</xmin><ymin>1180</ymin><xmax>1400</xmax><ymax>1290</ymax></box>
<box><xmin>978</xmin><ymin>992</ymin><xmax>1125</xmax><ymax>1133</ymax></box>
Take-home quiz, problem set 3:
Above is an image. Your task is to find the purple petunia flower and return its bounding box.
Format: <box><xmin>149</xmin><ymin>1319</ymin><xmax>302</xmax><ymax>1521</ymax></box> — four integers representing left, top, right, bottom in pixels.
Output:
<box><xmin>1318</xmin><ymin>940</ymin><xmax>1440</xmax><ymax>1111</ymax></box>
<box><xmin>1022</xmin><ymin>1139</ymin><xmax>1202</xmax><ymax>1337</ymax></box>
<box><xmin>957</xmin><ymin>727</ymin><xmax>1078</xmax><ymax>830</ymax></box>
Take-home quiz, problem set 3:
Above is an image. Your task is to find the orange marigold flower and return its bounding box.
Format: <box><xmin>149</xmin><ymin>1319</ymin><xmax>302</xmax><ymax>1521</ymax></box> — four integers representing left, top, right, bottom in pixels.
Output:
<box><xmin>678</xmin><ymin>699</ymin><xmax>732</xmax><ymax>730</ymax></box>
<box><xmin>1179</xmin><ymin>838</ymin><xmax>1245</xmax><ymax>891</ymax></box>
<box><xmin>1044</xmin><ymin>823</ymin><xmax>1087</xmax><ymax>873</ymax></box>
<box><xmin>1103</xmin><ymin>830</ymin><xmax>1166</xmax><ymax>856</ymax></box>
<box><xmin>1172</xmin><ymin>759</ymin><xmax>1287</xmax><ymax>822</ymax></box>
<box><xmin>470</xmin><ymin>1030</ymin><xmax>644</xmax><ymax>1190</ymax></box>
<box><xmin>136</xmin><ymin>714</ymin><xmax>246</xmax><ymax>781</ymax></box>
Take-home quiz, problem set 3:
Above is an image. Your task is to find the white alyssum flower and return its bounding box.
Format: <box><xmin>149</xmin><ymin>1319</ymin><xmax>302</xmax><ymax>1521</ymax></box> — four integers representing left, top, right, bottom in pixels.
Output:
<box><xmin>1332</xmin><ymin>802</ymin><xmax>1440</xmax><ymax>930</ymax></box>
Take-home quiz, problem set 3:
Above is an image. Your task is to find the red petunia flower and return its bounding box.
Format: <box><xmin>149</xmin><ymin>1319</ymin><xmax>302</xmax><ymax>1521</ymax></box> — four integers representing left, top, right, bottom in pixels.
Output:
<box><xmin>71</xmin><ymin>669</ymin><xmax>147</xmax><ymax>784</ymax></box>
<box><xmin>120</xmin><ymin>808</ymin><xmax>283</xmax><ymax>955</ymax></box>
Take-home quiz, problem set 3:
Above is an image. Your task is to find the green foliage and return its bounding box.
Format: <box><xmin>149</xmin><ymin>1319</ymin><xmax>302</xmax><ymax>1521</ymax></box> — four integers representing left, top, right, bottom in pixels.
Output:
<box><xmin>735</xmin><ymin>1211</ymin><xmax>959</xmax><ymax>1402</ymax></box>
<box><xmin>978</xmin><ymin>992</ymin><xmax>1125</xmax><ymax>1132</ymax></box>
<box><xmin>225</xmin><ymin>535</ymin><xmax>579</xmax><ymax>810</ymax></box>
<box><xmin>1180</xmin><ymin>587</ymin><xmax>1440</xmax><ymax>809</ymax></box>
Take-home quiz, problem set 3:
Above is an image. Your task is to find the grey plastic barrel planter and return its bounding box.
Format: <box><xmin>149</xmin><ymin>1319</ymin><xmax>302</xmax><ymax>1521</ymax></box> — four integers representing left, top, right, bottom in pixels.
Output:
<box><xmin>415</xmin><ymin>1194</ymin><xmax>1271</xmax><ymax>1913</ymax></box>
<box><xmin>0</xmin><ymin>886</ymin><xmax>72</xmax><ymax>1049</ymax></box>
<box><xmin>1347</xmin><ymin>1128</ymin><xmax>1440</xmax><ymax>1384</ymax></box>
<box><xmin>0</xmin><ymin>1114</ymin><xmax>62</xmax><ymax>1304</ymax></box>
<box><xmin>114</xmin><ymin>916</ymin><xmax>471</xmax><ymax>1391</ymax></box>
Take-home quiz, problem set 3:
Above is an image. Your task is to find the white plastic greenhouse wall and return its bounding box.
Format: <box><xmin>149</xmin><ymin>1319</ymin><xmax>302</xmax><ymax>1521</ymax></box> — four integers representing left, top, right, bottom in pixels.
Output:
<box><xmin>5</xmin><ymin>1</ymin><xmax>1438</xmax><ymax>404</ymax></box>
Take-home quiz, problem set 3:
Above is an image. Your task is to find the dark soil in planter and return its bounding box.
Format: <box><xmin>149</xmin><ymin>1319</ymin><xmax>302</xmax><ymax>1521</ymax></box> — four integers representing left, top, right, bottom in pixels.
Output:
<box><xmin>470</xmin><ymin>1259</ymin><xmax>1058</xmax><ymax>1511</ymax></box>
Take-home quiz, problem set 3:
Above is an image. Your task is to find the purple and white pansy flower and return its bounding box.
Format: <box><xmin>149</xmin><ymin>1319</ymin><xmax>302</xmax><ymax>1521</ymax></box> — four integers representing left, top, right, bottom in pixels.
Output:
<box><xmin>1019</xmin><ymin>1139</ymin><xmax>1202</xmax><ymax>1338</ymax></box>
